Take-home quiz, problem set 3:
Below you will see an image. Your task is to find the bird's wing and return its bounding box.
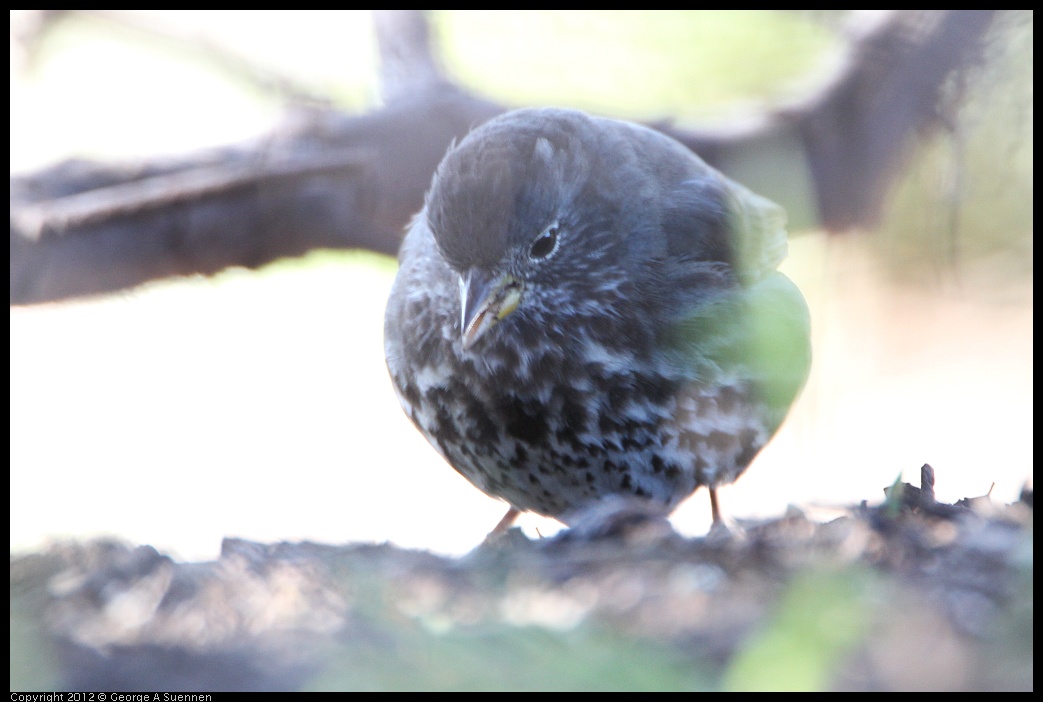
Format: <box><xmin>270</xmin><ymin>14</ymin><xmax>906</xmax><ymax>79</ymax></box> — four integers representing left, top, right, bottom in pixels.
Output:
<box><xmin>665</xmin><ymin>270</ymin><xmax>811</xmax><ymax>429</ymax></box>
<box><xmin>732</xmin><ymin>271</ymin><xmax>812</xmax><ymax>418</ymax></box>
<box><xmin>658</xmin><ymin>167</ymin><xmax>787</xmax><ymax>280</ymax></box>
<box><xmin>721</xmin><ymin>176</ymin><xmax>789</xmax><ymax>283</ymax></box>
<box><xmin>658</xmin><ymin>172</ymin><xmax>810</xmax><ymax>418</ymax></box>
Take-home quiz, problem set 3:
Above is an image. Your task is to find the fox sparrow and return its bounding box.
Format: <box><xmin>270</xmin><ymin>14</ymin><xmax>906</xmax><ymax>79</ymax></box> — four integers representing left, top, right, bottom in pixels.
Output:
<box><xmin>384</xmin><ymin>107</ymin><xmax>811</xmax><ymax>530</ymax></box>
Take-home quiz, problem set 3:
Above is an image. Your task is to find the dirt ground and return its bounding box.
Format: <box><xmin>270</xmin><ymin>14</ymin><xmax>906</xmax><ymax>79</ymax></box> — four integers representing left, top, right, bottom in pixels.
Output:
<box><xmin>9</xmin><ymin>468</ymin><xmax>1033</xmax><ymax>691</ymax></box>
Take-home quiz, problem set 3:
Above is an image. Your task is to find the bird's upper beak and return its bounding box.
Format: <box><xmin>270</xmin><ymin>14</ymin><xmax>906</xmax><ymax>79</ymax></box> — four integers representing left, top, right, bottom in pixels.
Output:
<box><xmin>459</xmin><ymin>270</ymin><xmax>524</xmax><ymax>350</ymax></box>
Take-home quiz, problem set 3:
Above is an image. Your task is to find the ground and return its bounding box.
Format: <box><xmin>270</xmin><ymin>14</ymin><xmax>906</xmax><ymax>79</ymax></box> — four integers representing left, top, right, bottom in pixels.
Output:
<box><xmin>9</xmin><ymin>470</ymin><xmax>1033</xmax><ymax>691</ymax></box>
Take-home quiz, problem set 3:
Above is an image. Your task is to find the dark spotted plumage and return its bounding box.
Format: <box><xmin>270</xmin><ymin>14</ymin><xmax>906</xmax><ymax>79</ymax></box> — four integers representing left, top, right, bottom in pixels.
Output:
<box><xmin>384</xmin><ymin>107</ymin><xmax>811</xmax><ymax>527</ymax></box>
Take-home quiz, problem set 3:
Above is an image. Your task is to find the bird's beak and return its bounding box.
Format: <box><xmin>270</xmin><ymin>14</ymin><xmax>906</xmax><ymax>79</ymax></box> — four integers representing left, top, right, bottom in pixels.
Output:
<box><xmin>459</xmin><ymin>270</ymin><xmax>524</xmax><ymax>350</ymax></box>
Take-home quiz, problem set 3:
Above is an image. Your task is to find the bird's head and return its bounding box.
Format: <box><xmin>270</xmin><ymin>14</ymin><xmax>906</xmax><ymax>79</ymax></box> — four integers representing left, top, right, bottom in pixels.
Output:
<box><xmin>424</xmin><ymin>109</ymin><xmax>657</xmax><ymax>351</ymax></box>
<box><xmin>420</xmin><ymin>108</ymin><xmax>789</xmax><ymax>355</ymax></box>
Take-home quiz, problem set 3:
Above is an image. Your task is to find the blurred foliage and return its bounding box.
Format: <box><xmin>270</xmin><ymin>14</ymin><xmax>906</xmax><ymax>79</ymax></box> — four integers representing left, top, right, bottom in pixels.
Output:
<box><xmin>435</xmin><ymin>10</ymin><xmax>839</xmax><ymax>122</ymax></box>
<box><xmin>977</xmin><ymin>540</ymin><xmax>1034</xmax><ymax>689</ymax></box>
<box><xmin>874</xmin><ymin>11</ymin><xmax>1033</xmax><ymax>290</ymax></box>
<box><xmin>10</xmin><ymin>552</ymin><xmax>65</xmax><ymax>691</ymax></box>
<box><xmin>309</xmin><ymin>623</ymin><xmax>712</xmax><ymax>691</ymax></box>
<box><xmin>249</xmin><ymin>249</ymin><xmax>400</xmax><ymax>280</ymax></box>
<box><xmin>436</xmin><ymin>10</ymin><xmax>1033</xmax><ymax>291</ymax></box>
<box><xmin>723</xmin><ymin>569</ymin><xmax>874</xmax><ymax>691</ymax></box>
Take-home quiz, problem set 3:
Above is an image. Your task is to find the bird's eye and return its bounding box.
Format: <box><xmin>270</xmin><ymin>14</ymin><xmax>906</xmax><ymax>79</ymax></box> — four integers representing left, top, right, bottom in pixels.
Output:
<box><xmin>529</xmin><ymin>224</ymin><xmax>559</xmax><ymax>260</ymax></box>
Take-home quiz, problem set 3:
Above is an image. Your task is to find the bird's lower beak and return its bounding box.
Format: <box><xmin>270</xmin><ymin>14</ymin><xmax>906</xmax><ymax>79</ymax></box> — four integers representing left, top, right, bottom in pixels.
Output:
<box><xmin>460</xmin><ymin>271</ymin><xmax>524</xmax><ymax>350</ymax></box>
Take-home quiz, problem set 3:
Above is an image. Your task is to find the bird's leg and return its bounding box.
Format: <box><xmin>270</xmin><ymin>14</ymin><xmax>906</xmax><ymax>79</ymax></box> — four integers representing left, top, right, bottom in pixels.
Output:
<box><xmin>709</xmin><ymin>488</ymin><xmax>722</xmax><ymax>524</ymax></box>
<box><xmin>488</xmin><ymin>506</ymin><xmax>521</xmax><ymax>536</ymax></box>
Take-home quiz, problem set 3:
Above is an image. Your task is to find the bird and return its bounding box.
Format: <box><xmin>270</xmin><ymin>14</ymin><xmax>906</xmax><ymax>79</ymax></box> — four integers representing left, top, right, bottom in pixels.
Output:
<box><xmin>383</xmin><ymin>107</ymin><xmax>811</xmax><ymax>533</ymax></box>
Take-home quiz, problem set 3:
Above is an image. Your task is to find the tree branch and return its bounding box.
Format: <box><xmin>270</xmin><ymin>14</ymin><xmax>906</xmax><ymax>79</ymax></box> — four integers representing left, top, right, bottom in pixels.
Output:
<box><xmin>10</xmin><ymin>10</ymin><xmax>1001</xmax><ymax>304</ymax></box>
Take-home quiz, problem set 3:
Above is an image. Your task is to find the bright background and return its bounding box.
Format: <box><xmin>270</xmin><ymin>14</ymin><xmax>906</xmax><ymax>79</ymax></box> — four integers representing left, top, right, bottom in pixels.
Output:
<box><xmin>10</xmin><ymin>11</ymin><xmax>1033</xmax><ymax>561</ymax></box>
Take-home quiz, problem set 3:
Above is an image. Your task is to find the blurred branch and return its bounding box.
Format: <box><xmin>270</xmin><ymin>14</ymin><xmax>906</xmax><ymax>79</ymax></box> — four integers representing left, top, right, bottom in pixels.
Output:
<box><xmin>10</xmin><ymin>10</ymin><xmax>1000</xmax><ymax>305</ymax></box>
<box><xmin>373</xmin><ymin>9</ymin><xmax>453</xmax><ymax>102</ymax></box>
<box><xmin>657</xmin><ymin>10</ymin><xmax>999</xmax><ymax>231</ymax></box>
